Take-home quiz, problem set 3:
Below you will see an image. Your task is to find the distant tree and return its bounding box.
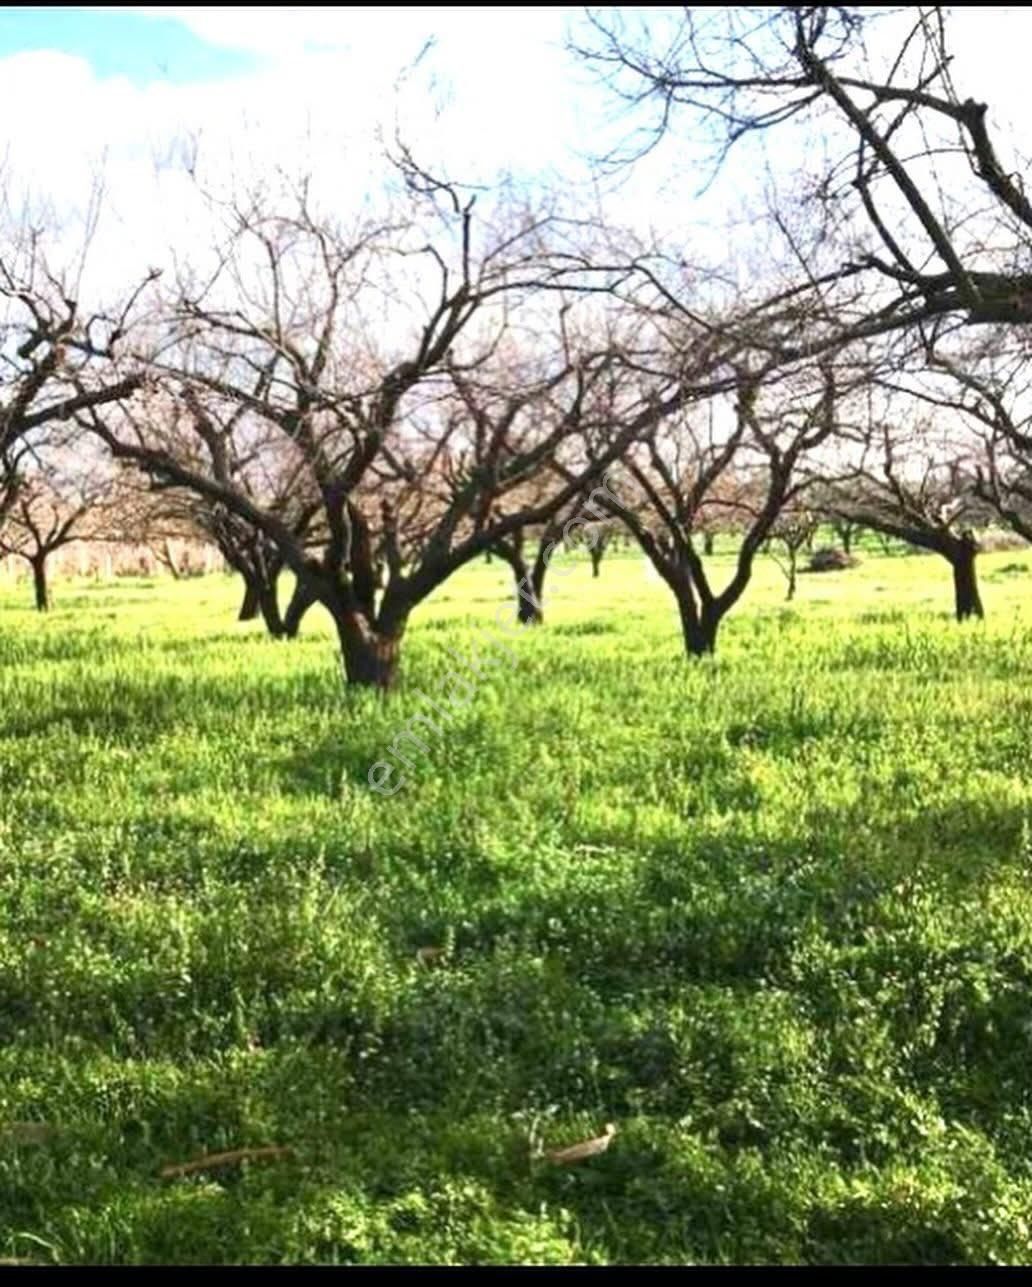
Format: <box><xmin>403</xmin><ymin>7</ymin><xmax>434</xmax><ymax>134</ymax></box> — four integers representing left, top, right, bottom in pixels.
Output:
<box><xmin>766</xmin><ymin>503</ymin><xmax>820</xmax><ymax>602</ymax></box>
<box><xmin>0</xmin><ymin>467</ymin><xmax>116</xmax><ymax>611</ymax></box>
<box><xmin>826</xmin><ymin>417</ymin><xmax>988</xmax><ymax>621</ymax></box>
<box><xmin>595</xmin><ymin>364</ymin><xmax>838</xmax><ymax>657</ymax></box>
<box><xmin>905</xmin><ymin>344</ymin><xmax>1032</xmax><ymax>548</ymax></box>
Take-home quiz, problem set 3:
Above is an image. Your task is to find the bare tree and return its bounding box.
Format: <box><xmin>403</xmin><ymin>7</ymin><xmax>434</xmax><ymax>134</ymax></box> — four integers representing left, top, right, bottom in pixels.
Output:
<box><xmin>594</xmin><ymin>363</ymin><xmax>838</xmax><ymax>656</ymax></box>
<box><xmin>81</xmin><ymin>167</ymin><xmax>704</xmax><ymax>687</ymax></box>
<box><xmin>577</xmin><ymin>7</ymin><xmax>1032</xmax><ymax>350</ymax></box>
<box><xmin>0</xmin><ymin>203</ymin><xmax>151</xmax><ymax>480</ymax></box>
<box><xmin>825</xmin><ymin>414</ymin><xmax>988</xmax><ymax>620</ymax></box>
<box><xmin>903</xmin><ymin>342</ymin><xmax>1032</xmax><ymax>547</ymax></box>
<box><xmin>766</xmin><ymin>501</ymin><xmax>819</xmax><ymax>602</ymax></box>
<box><xmin>0</xmin><ymin>464</ymin><xmax>118</xmax><ymax>610</ymax></box>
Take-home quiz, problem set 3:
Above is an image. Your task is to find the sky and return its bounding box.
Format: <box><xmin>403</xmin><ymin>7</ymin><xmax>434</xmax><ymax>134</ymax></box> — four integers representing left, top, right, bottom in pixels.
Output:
<box><xmin>0</xmin><ymin>6</ymin><xmax>1028</xmax><ymax>297</ymax></box>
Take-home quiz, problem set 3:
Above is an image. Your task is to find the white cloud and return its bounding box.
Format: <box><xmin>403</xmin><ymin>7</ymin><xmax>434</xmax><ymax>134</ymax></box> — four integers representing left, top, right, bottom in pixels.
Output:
<box><xmin>1</xmin><ymin>5</ymin><xmax>1030</xmax><ymax>303</ymax></box>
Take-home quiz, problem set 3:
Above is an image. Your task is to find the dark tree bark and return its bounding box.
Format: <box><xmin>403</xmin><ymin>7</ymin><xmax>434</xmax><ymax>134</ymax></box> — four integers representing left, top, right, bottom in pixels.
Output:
<box><xmin>702</xmin><ymin>530</ymin><xmax>715</xmax><ymax>556</ymax></box>
<box><xmin>226</xmin><ymin>545</ymin><xmax>286</xmax><ymax>639</ymax></box>
<box><xmin>283</xmin><ymin>578</ymin><xmax>317</xmax><ymax>638</ymax></box>
<box><xmin>495</xmin><ymin>527</ymin><xmax>547</xmax><ymax>625</ymax></box>
<box><xmin>949</xmin><ymin>536</ymin><xmax>984</xmax><ymax>621</ymax></box>
<box><xmin>676</xmin><ymin>584</ymin><xmax>720</xmax><ymax>656</ymax></box>
<box><xmin>238</xmin><ymin>577</ymin><xmax>260</xmax><ymax>622</ymax></box>
<box><xmin>332</xmin><ymin>609</ymin><xmax>403</xmax><ymax>689</ymax></box>
<box><xmin>846</xmin><ymin>513</ymin><xmax>985</xmax><ymax>622</ymax></box>
<box><xmin>257</xmin><ymin>571</ymin><xmax>285</xmax><ymax>638</ymax></box>
<box><xmin>516</xmin><ymin>559</ymin><xmax>546</xmax><ymax>624</ymax></box>
<box><xmin>588</xmin><ymin>528</ymin><xmax>611</xmax><ymax>578</ymax></box>
<box><xmin>31</xmin><ymin>555</ymin><xmax>49</xmax><ymax>613</ymax></box>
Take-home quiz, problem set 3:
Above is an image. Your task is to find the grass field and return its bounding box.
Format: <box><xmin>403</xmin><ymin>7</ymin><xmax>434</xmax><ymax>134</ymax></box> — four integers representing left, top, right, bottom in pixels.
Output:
<box><xmin>2</xmin><ymin>540</ymin><xmax>1032</xmax><ymax>1264</ymax></box>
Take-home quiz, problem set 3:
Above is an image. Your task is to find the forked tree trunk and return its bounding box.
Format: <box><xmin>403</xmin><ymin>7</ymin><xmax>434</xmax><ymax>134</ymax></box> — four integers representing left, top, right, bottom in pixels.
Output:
<box><xmin>333</xmin><ymin>611</ymin><xmax>403</xmax><ymax>688</ymax></box>
<box><xmin>677</xmin><ymin>589</ymin><xmax>720</xmax><ymax>657</ymax></box>
<box><xmin>238</xmin><ymin>568</ymin><xmax>285</xmax><ymax>637</ymax></box>
<box><xmin>950</xmin><ymin>542</ymin><xmax>984</xmax><ymax>621</ymax></box>
<box><xmin>31</xmin><ymin>556</ymin><xmax>49</xmax><ymax>613</ymax></box>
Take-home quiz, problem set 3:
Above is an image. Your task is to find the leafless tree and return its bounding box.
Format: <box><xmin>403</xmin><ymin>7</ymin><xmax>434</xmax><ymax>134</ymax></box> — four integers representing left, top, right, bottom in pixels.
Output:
<box><xmin>824</xmin><ymin>412</ymin><xmax>989</xmax><ymax>620</ymax></box>
<box><xmin>593</xmin><ymin>362</ymin><xmax>839</xmax><ymax>656</ymax></box>
<box><xmin>0</xmin><ymin>200</ymin><xmax>152</xmax><ymax>481</ymax></box>
<box><xmin>80</xmin><ymin>165</ymin><xmax>712</xmax><ymax>687</ymax></box>
<box><xmin>576</xmin><ymin>6</ymin><xmax>1032</xmax><ymax>351</ymax></box>
<box><xmin>903</xmin><ymin>341</ymin><xmax>1032</xmax><ymax>547</ymax></box>
<box><xmin>0</xmin><ymin>463</ymin><xmax>120</xmax><ymax>610</ymax></box>
<box><xmin>766</xmin><ymin>500</ymin><xmax>820</xmax><ymax>602</ymax></box>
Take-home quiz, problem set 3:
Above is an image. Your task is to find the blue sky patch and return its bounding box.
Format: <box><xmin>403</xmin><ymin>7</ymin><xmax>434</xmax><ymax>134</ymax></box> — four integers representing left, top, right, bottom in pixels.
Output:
<box><xmin>0</xmin><ymin>8</ymin><xmax>257</xmax><ymax>83</ymax></box>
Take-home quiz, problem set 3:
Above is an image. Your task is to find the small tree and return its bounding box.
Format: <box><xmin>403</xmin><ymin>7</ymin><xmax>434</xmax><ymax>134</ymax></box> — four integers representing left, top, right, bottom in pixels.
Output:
<box><xmin>0</xmin><ymin>470</ymin><xmax>113</xmax><ymax>610</ymax></box>
<box><xmin>828</xmin><ymin>418</ymin><xmax>988</xmax><ymax>621</ymax></box>
<box><xmin>766</xmin><ymin>503</ymin><xmax>819</xmax><ymax>602</ymax></box>
<box><xmin>596</xmin><ymin>363</ymin><xmax>839</xmax><ymax>657</ymax></box>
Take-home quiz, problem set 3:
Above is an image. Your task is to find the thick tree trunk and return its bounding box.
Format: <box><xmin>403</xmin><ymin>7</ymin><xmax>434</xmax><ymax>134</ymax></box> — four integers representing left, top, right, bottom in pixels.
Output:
<box><xmin>284</xmin><ymin>579</ymin><xmax>316</xmax><ymax>638</ymax></box>
<box><xmin>31</xmin><ymin>557</ymin><xmax>49</xmax><ymax>613</ymax></box>
<box><xmin>950</xmin><ymin>542</ymin><xmax>984</xmax><ymax>621</ymax></box>
<box><xmin>238</xmin><ymin>578</ymin><xmax>260</xmax><ymax>621</ymax></box>
<box><xmin>334</xmin><ymin>612</ymin><xmax>402</xmax><ymax>688</ymax></box>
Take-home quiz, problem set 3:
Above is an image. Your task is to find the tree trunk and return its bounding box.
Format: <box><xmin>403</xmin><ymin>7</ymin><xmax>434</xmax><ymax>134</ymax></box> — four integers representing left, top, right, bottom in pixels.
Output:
<box><xmin>703</xmin><ymin>531</ymin><xmax>715</xmax><ymax>556</ymax></box>
<box><xmin>950</xmin><ymin>542</ymin><xmax>984</xmax><ymax>621</ymax></box>
<box><xmin>334</xmin><ymin>612</ymin><xmax>402</xmax><ymax>688</ymax></box>
<box><xmin>258</xmin><ymin>573</ymin><xmax>285</xmax><ymax>639</ymax></box>
<box><xmin>589</xmin><ymin>545</ymin><xmax>604</xmax><ymax>578</ymax></box>
<box><xmin>677</xmin><ymin>589</ymin><xmax>719</xmax><ymax>657</ymax></box>
<box><xmin>515</xmin><ymin>557</ymin><xmax>545</xmax><ymax>625</ymax></box>
<box><xmin>786</xmin><ymin>554</ymin><xmax>797</xmax><ymax>602</ymax></box>
<box><xmin>31</xmin><ymin>556</ymin><xmax>49</xmax><ymax>613</ymax></box>
<box><xmin>238</xmin><ymin>577</ymin><xmax>260</xmax><ymax>621</ymax></box>
<box><xmin>284</xmin><ymin>579</ymin><xmax>316</xmax><ymax>638</ymax></box>
<box><xmin>841</xmin><ymin>527</ymin><xmax>853</xmax><ymax>555</ymax></box>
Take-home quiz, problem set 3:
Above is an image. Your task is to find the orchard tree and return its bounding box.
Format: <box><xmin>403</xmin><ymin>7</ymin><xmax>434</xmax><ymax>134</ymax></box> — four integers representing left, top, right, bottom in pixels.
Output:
<box><xmin>766</xmin><ymin>501</ymin><xmax>819</xmax><ymax>602</ymax></box>
<box><xmin>83</xmin><ymin>166</ymin><xmax>705</xmax><ymax>687</ymax></box>
<box><xmin>0</xmin><ymin>201</ymin><xmax>151</xmax><ymax>484</ymax></box>
<box><xmin>577</xmin><ymin>7</ymin><xmax>1032</xmax><ymax>351</ymax></box>
<box><xmin>0</xmin><ymin>463</ymin><xmax>119</xmax><ymax>611</ymax></box>
<box><xmin>826</xmin><ymin>415</ymin><xmax>989</xmax><ymax>621</ymax></box>
<box><xmin>906</xmin><ymin>342</ymin><xmax>1032</xmax><ymax>548</ymax></box>
<box><xmin>594</xmin><ymin>362</ymin><xmax>839</xmax><ymax>657</ymax></box>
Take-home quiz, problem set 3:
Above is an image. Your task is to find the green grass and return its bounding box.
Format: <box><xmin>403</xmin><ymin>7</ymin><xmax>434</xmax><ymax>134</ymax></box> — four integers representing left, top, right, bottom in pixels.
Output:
<box><xmin>2</xmin><ymin>541</ymin><xmax>1032</xmax><ymax>1264</ymax></box>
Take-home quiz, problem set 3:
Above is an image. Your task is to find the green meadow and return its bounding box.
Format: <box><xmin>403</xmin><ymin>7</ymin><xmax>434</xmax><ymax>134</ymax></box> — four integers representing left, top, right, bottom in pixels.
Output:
<box><xmin>2</xmin><ymin>541</ymin><xmax>1032</xmax><ymax>1264</ymax></box>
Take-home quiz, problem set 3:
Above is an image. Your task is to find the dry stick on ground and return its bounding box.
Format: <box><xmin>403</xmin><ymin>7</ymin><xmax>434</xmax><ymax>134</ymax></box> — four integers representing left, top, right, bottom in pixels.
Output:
<box><xmin>545</xmin><ymin>1122</ymin><xmax>618</xmax><ymax>1166</ymax></box>
<box><xmin>159</xmin><ymin>1145</ymin><xmax>295</xmax><ymax>1179</ymax></box>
